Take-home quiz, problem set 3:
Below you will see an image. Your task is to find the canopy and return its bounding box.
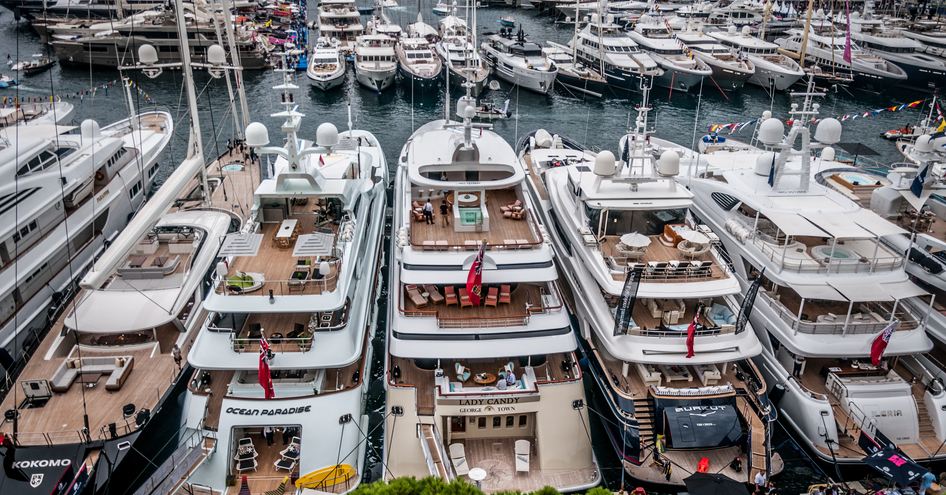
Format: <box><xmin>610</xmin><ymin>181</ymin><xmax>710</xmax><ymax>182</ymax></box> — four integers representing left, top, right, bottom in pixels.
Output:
<box><xmin>863</xmin><ymin>448</ymin><xmax>928</xmax><ymax>487</ymax></box>
<box><xmin>219</xmin><ymin>233</ymin><xmax>263</xmax><ymax>257</ymax></box>
<box><xmin>763</xmin><ymin>211</ymin><xmax>827</xmax><ymax>237</ymax></box>
<box><xmin>793</xmin><ymin>284</ymin><xmax>846</xmax><ymax>301</ymax></box>
<box><xmin>664</xmin><ymin>405</ymin><xmax>741</xmax><ymax>449</ymax></box>
<box><xmin>881</xmin><ymin>280</ymin><xmax>929</xmax><ymax>300</ymax></box>
<box><xmin>849</xmin><ymin>210</ymin><xmax>908</xmax><ymax>237</ymax></box>
<box><xmin>683</xmin><ymin>473</ymin><xmax>750</xmax><ymax>495</ymax></box>
<box><xmin>802</xmin><ymin>213</ymin><xmax>873</xmax><ymax>239</ymax></box>
<box><xmin>829</xmin><ymin>282</ymin><xmax>894</xmax><ymax>302</ymax></box>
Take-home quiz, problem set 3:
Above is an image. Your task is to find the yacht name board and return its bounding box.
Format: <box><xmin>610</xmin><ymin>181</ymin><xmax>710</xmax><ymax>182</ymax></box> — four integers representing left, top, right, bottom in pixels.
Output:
<box><xmin>437</xmin><ymin>396</ymin><xmax>540</xmax><ymax>415</ymax></box>
<box><xmin>225</xmin><ymin>405</ymin><xmax>313</xmax><ymax>416</ymax></box>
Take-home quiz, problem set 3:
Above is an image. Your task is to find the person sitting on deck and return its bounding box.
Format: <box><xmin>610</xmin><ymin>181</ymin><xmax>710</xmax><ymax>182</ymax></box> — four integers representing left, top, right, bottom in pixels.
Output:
<box><xmin>505</xmin><ymin>370</ymin><xmax>516</xmax><ymax>386</ymax></box>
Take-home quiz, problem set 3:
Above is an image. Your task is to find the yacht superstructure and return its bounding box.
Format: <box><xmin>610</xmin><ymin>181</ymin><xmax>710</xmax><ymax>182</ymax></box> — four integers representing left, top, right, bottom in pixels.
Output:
<box><xmin>679</xmin><ymin>86</ymin><xmax>946</xmax><ymax>466</ymax></box>
<box><xmin>708</xmin><ymin>26</ymin><xmax>804</xmax><ymax>90</ymax></box>
<box><xmin>568</xmin><ymin>13</ymin><xmax>663</xmax><ymax>91</ymax></box>
<box><xmin>383</xmin><ymin>96</ymin><xmax>600</xmax><ymax>493</ymax></box>
<box><xmin>519</xmin><ymin>87</ymin><xmax>778</xmax><ymax>486</ymax></box>
<box><xmin>180</xmin><ymin>62</ymin><xmax>388</xmax><ymax>495</ymax></box>
<box><xmin>628</xmin><ymin>15</ymin><xmax>712</xmax><ymax>92</ymax></box>
<box><xmin>435</xmin><ymin>13</ymin><xmax>490</xmax><ymax>96</ymax></box>
<box><xmin>397</xmin><ymin>36</ymin><xmax>444</xmax><ymax>89</ymax></box>
<box><xmin>307</xmin><ymin>37</ymin><xmax>348</xmax><ymax>91</ymax></box>
<box><xmin>317</xmin><ymin>0</ymin><xmax>365</xmax><ymax>54</ymax></box>
<box><xmin>674</xmin><ymin>25</ymin><xmax>755</xmax><ymax>91</ymax></box>
<box><xmin>776</xmin><ymin>27</ymin><xmax>908</xmax><ymax>86</ymax></box>
<box><xmin>480</xmin><ymin>29</ymin><xmax>558</xmax><ymax>94</ymax></box>
<box><xmin>354</xmin><ymin>33</ymin><xmax>398</xmax><ymax>92</ymax></box>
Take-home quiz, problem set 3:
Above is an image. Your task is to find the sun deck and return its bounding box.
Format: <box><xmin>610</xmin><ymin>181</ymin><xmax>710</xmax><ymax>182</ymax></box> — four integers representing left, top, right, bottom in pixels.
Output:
<box><xmin>408</xmin><ymin>188</ymin><xmax>541</xmax><ymax>250</ymax></box>
<box><xmin>598</xmin><ymin>234</ymin><xmax>727</xmax><ymax>282</ymax></box>
<box><xmin>460</xmin><ymin>437</ymin><xmax>598</xmax><ymax>493</ymax></box>
<box><xmin>398</xmin><ymin>282</ymin><xmax>562</xmax><ymax>328</ymax></box>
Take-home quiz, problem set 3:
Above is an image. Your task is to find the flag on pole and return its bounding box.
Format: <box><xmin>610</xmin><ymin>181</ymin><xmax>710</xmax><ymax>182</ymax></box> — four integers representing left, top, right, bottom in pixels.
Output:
<box><xmin>843</xmin><ymin>0</ymin><xmax>852</xmax><ymax>64</ymax></box>
<box><xmin>870</xmin><ymin>320</ymin><xmax>897</xmax><ymax>366</ymax></box>
<box><xmin>735</xmin><ymin>271</ymin><xmax>764</xmax><ymax>335</ymax></box>
<box><xmin>685</xmin><ymin>304</ymin><xmax>704</xmax><ymax>358</ymax></box>
<box><xmin>613</xmin><ymin>267</ymin><xmax>642</xmax><ymax>336</ymax></box>
<box><xmin>911</xmin><ymin>163</ymin><xmax>930</xmax><ymax>198</ymax></box>
<box><xmin>767</xmin><ymin>153</ymin><xmax>777</xmax><ymax>187</ymax></box>
<box><xmin>466</xmin><ymin>240</ymin><xmax>486</xmax><ymax>305</ymax></box>
<box><xmin>258</xmin><ymin>336</ymin><xmax>275</xmax><ymax>399</ymax></box>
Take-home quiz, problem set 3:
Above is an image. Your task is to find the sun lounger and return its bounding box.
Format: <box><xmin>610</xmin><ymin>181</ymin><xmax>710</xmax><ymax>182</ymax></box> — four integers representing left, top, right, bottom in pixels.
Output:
<box><xmin>274</xmin><ymin>457</ymin><xmax>296</xmax><ymax>471</ymax></box>
<box><xmin>444</xmin><ymin>286</ymin><xmax>458</xmax><ymax>306</ymax></box>
<box><xmin>485</xmin><ymin>287</ymin><xmax>498</xmax><ymax>307</ymax></box>
<box><xmin>515</xmin><ymin>440</ymin><xmax>531</xmax><ymax>473</ymax></box>
<box><xmin>424</xmin><ymin>285</ymin><xmax>444</xmax><ymax>305</ymax></box>
<box><xmin>236</xmin><ymin>458</ymin><xmax>258</xmax><ymax>472</ymax></box>
<box><xmin>405</xmin><ymin>284</ymin><xmax>428</xmax><ymax>308</ymax></box>
<box><xmin>458</xmin><ymin>288</ymin><xmax>472</xmax><ymax>307</ymax></box>
<box><xmin>449</xmin><ymin>443</ymin><xmax>470</xmax><ymax>476</ymax></box>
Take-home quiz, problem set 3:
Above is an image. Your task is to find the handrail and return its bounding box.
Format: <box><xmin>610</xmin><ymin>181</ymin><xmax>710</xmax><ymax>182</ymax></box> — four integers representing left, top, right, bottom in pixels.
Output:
<box><xmin>407</xmin><ymin>209</ymin><xmax>544</xmax><ymax>250</ymax></box>
<box><xmin>230</xmin><ymin>335</ymin><xmax>313</xmax><ymax>352</ymax></box>
<box><xmin>397</xmin><ymin>284</ymin><xmax>564</xmax><ymax>328</ymax></box>
<box><xmin>760</xmin><ymin>291</ymin><xmax>920</xmax><ymax>335</ymax></box>
<box><xmin>751</xmin><ymin>235</ymin><xmax>905</xmax><ymax>274</ymax></box>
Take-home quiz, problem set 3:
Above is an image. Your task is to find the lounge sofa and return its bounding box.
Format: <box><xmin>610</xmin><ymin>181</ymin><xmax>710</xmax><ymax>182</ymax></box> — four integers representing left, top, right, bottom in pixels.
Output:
<box><xmin>50</xmin><ymin>356</ymin><xmax>135</xmax><ymax>392</ymax></box>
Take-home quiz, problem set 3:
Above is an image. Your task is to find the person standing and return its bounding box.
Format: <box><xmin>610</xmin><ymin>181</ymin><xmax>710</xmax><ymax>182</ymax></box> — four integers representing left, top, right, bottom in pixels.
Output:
<box><xmin>422</xmin><ymin>200</ymin><xmax>434</xmax><ymax>225</ymax></box>
<box><xmin>440</xmin><ymin>200</ymin><xmax>450</xmax><ymax>226</ymax></box>
<box><xmin>754</xmin><ymin>471</ymin><xmax>766</xmax><ymax>492</ymax></box>
<box><xmin>172</xmin><ymin>344</ymin><xmax>182</xmax><ymax>370</ymax></box>
<box><xmin>264</xmin><ymin>426</ymin><xmax>274</xmax><ymax>446</ymax></box>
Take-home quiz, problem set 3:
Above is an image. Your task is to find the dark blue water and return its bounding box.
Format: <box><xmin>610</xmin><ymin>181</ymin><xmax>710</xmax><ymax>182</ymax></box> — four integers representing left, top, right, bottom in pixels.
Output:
<box><xmin>0</xmin><ymin>2</ymin><xmax>937</xmax><ymax>492</ymax></box>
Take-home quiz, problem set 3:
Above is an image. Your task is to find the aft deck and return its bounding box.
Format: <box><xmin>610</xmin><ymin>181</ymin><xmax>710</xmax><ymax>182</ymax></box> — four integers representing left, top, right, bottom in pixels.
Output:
<box><xmin>409</xmin><ymin>189</ymin><xmax>541</xmax><ymax>250</ymax></box>
<box><xmin>461</xmin><ymin>437</ymin><xmax>598</xmax><ymax>493</ymax></box>
<box><xmin>599</xmin><ymin>234</ymin><xmax>727</xmax><ymax>283</ymax></box>
<box><xmin>223</xmin><ymin>430</ymin><xmax>300</xmax><ymax>495</ymax></box>
<box><xmin>399</xmin><ymin>282</ymin><xmax>562</xmax><ymax>328</ymax></box>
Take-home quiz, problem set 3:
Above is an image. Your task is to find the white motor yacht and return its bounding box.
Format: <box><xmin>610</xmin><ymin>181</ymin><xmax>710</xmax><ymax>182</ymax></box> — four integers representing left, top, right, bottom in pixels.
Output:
<box><xmin>306</xmin><ymin>37</ymin><xmax>347</xmax><ymax>91</ymax></box>
<box><xmin>0</xmin><ymin>100</ymin><xmax>74</xmax><ymax>128</ymax></box>
<box><xmin>776</xmin><ymin>27</ymin><xmax>908</xmax><ymax>86</ymax></box>
<box><xmin>179</xmin><ymin>60</ymin><xmax>388</xmax><ymax>495</ymax></box>
<box><xmin>397</xmin><ymin>36</ymin><xmax>444</xmax><ymax>89</ymax></box>
<box><xmin>628</xmin><ymin>15</ymin><xmax>712</xmax><ymax>92</ymax></box>
<box><xmin>568</xmin><ymin>13</ymin><xmax>663</xmax><ymax>91</ymax></box>
<box><xmin>674</xmin><ymin>25</ymin><xmax>755</xmax><ymax>91</ymax></box>
<box><xmin>354</xmin><ymin>34</ymin><xmax>398</xmax><ymax>92</ymax></box>
<box><xmin>708</xmin><ymin>25</ymin><xmax>805</xmax><ymax>90</ymax></box>
<box><xmin>383</xmin><ymin>96</ymin><xmax>600</xmax><ymax>492</ymax></box>
<box><xmin>435</xmin><ymin>13</ymin><xmax>490</xmax><ymax>96</ymax></box>
<box><xmin>480</xmin><ymin>28</ymin><xmax>558</xmax><ymax>94</ymax></box>
<box><xmin>317</xmin><ymin>0</ymin><xmax>365</xmax><ymax>54</ymax></box>
<box><xmin>519</xmin><ymin>84</ymin><xmax>780</xmax><ymax>487</ymax></box>
<box><xmin>678</xmin><ymin>86</ymin><xmax>946</xmax><ymax>466</ymax></box>
<box><xmin>845</xmin><ymin>9</ymin><xmax>946</xmax><ymax>90</ymax></box>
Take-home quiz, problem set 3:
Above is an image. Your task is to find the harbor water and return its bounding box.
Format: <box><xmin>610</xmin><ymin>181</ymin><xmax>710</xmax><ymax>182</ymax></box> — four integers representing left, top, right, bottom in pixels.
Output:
<box><xmin>0</xmin><ymin>1</ymin><xmax>939</xmax><ymax>492</ymax></box>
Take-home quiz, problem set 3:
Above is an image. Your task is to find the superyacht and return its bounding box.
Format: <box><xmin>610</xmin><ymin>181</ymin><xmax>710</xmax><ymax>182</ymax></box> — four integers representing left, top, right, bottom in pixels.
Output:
<box><xmin>0</xmin><ymin>104</ymin><xmax>172</xmax><ymax>386</ymax></box>
<box><xmin>179</xmin><ymin>58</ymin><xmax>388</xmax><ymax>495</ymax></box>
<box><xmin>846</xmin><ymin>10</ymin><xmax>946</xmax><ymax>89</ymax></box>
<box><xmin>317</xmin><ymin>0</ymin><xmax>365</xmax><ymax>54</ymax></box>
<box><xmin>354</xmin><ymin>33</ymin><xmax>399</xmax><ymax>92</ymax></box>
<box><xmin>674</xmin><ymin>24</ymin><xmax>755</xmax><ymax>91</ymax></box>
<box><xmin>480</xmin><ymin>28</ymin><xmax>558</xmax><ymax>94</ymax></box>
<box><xmin>568</xmin><ymin>13</ymin><xmax>663</xmax><ymax>92</ymax></box>
<box><xmin>679</xmin><ymin>86</ymin><xmax>946</xmax><ymax>466</ymax></box>
<box><xmin>435</xmin><ymin>11</ymin><xmax>490</xmax><ymax>96</ymax></box>
<box><xmin>775</xmin><ymin>26</ymin><xmax>908</xmax><ymax>86</ymax></box>
<box><xmin>628</xmin><ymin>15</ymin><xmax>711</xmax><ymax>92</ymax></box>
<box><xmin>383</xmin><ymin>93</ymin><xmax>600</xmax><ymax>492</ymax></box>
<box><xmin>306</xmin><ymin>38</ymin><xmax>348</xmax><ymax>91</ymax></box>
<box><xmin>519</xmin><ymin>85</ymin><xmax>779</xmax><ymax>486</ymax></box>
<box><xmin>708</xmin><ymin>26</ymin><xmax>805</xmax><ymax>91</ymax></box>
<box><xmin>397</xmin><ymin>35</ymin><xmax>444</xmax><ymax>89</ymax></box>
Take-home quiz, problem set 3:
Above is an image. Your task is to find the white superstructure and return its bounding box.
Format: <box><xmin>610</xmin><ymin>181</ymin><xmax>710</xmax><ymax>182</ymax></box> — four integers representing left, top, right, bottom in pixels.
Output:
<box><xmin>480</xmin><ymin>30</ymin><xmax>558</xmax><ymax>94</ymax></box>
<box><xmin>354</xmin><ymin>33</ymin><xmax>398</xmax><ymax>92</ymax></box>
<box><xmin>628</xmin><ymin>15</ymin><xmax>712</xmax><ymax>91</ymax></box>
<box><xmin>306</xmin><ymin>37</ymin><xmax>347</xmax><ymax>91</ymax></box>
<box><xmin>708</xmin><ymin>25</ymin><xmax>804</xmax><ymax>90</ymax></box>
<box><xmin>317</xmin><ymin>0</ymin><xmax>365</xmax><ymax>54</ymax></box>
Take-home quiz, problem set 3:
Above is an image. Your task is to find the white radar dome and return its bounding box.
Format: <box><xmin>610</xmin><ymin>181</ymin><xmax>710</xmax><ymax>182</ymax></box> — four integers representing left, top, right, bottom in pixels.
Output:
<box><xmin>821</xmin><ymin>146</ymin><xmax>835</xmax><ymax>161</ymax></box>
<box><xmin>245</xmin><ymin>122</ymin><xmax>270</xmax><ymax>147</ymax></box>
<box><xmin>814</xmin><ymin>118</ymin><xmax>842</xmax><ymax>145</ymax></box>
<box><xmin>138</xmin><ymin>44</ymin><xmax>159</xmax><ymax>65</ymax></box>
<box><xmin>755</xmin><ymin>152</ymin><xmax>776</xmax><ymax>176</ymax></box>
<box><xmin>316</xmin><ymin>122</ymin><xmax>339</xmax><ymax>148</ymax></box>
<box><xmin>80</xmin><ymin>119</ymin><xmax>100</xmax><ymax>141</ymax></box>
<box><xmin>207</xmin><ymin>44</ymin><xmax>227</xmax><ymax>66</ymax></box>
<box><xmin>657</xmin><ymin>150</ymin><xmax>680</xmax><ymax>177</ymax></box>
<box><xmin>914</xmin><ymin>134</ymin><xmax>934</xmax><ymax>153</ymax></box>
<box><xmin>757</xmin><ymin>118</ymin><xmax>785</xmax><ymax>146</ymax></box>
<box><xmin>594</xmin><ymin>150</ymin><xmax>617</xmax><ymax>176</ymax></box>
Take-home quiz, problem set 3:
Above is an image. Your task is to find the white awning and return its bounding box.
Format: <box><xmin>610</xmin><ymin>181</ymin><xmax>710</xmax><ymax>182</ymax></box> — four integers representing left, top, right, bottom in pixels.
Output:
<box><xmin>792</xmin><ymin>284</ymin><xmax>846</xmax><ymax>301</ymax></box>
<box><xmin>802</xmin><ymin>213</ymin><xmax>873</xmax><ymax>239</ymax></box>
<box><xmin>881</xmin><ymin>280</ymin><xmax>929</xmax><ymax>300</ymax></box>
<box><xmin>218</xmin><ymin>233</ymin><xmax>263</xmax><ymax>257</ymax></box>
<box><xmin>293</xmin><ymin>233</ymin><xmax>336</xmax><ymax>257</ymax></box>
<box><xmin>762</xmin><ymin>211</ymin><xmax>827</xmax><ymax>237</ymax></box>
<box><xmin>829</xmin><ymin>282</ymin><xmax>894</xmax><ymax>302</ymax></box>
<box><xmin>849</xmin><ymin>210</ymin><xmax>908</xmax><ymax>237</ymax></box>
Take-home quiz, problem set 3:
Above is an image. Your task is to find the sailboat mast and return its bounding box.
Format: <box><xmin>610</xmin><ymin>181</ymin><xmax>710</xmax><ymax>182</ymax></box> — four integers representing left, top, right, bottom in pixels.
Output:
<box><xmin>175</xmin><ymin>0</ymin><xmax>210</xmax><ymax>202</ymax></box>
<box><xmin>797</xmin><ymin>0</ymin><xmax>814</xmax><ymax>70</ymax></box>
<box><xmin>223</xmin><ymin>0</ymin><xmax>251</xmax><ymax>131</ymax></box>
<box><xmin>572</xmin><ymin>0</ymin><xmax>579</xmax><ymax>64</ymax></box>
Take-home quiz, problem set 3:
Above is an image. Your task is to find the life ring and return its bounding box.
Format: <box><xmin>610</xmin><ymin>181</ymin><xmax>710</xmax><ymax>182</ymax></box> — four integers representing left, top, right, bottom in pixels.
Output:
<box><xmin>95</xmin><ymin>170</ymin><xmax>105</xmax><ymax>181</ymax></box>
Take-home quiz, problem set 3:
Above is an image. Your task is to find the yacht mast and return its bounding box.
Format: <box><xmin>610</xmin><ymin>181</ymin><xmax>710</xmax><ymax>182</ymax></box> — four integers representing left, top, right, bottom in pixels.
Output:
<box><xmin>222</xmin><ymin>0</ymin><xmax>251</xmax><ymax>131</ymax></box>
<box><xmin>797</xmin><ymin>0</ymin><xmax>814</xmax><ymax>69</ymax></box>
<box><xmin>209</xmin><ymin>2</ymin><xmax>244</xmax><ymax>138</ymax></box>
<box><xmin>176</xmin><ymin>0</ymin><xmax>211</xmax><ymax>201</ymax></box>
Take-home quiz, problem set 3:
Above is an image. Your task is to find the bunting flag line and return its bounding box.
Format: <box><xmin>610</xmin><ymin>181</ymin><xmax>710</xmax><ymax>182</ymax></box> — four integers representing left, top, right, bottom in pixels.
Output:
<box><xmin>0</xmin><ymin>78</ymin><xmax>155</xmax><ymax>107</ymax></box>
<box><xmin>709</xmin><ymin>98</ymin><xmax>929</xmax><ymax>135</ymax></box>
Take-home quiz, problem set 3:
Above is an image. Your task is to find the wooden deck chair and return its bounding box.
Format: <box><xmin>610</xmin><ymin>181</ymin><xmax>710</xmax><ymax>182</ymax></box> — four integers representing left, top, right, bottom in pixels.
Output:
<box><xmin>405</xmin><ymin>284</ymin><xmax>429</xmax><ymax>308</ymax></box>
<box><xmin>444</xmin><ymin>286</ymin><xmax>458</xmax><ymax>306</ymax></box>
<box><xmin>424</xmin><ymin>284</ymin><xmax>444</xmax><ymax>304</ymax></box>
<box><xmin>485</xmin><ymin>287</ymin><xmax>499</xmax><ymax>307</ymax></box>
<box><xmin>514</xmin><ymin>439</ymin><xmax>531</xmax><ymax>473</ymax></box>
<box><xmin>264</xmin><ymin>477</ymin><xmax>289</xmax><ymax>495</ymax></box>
<box><xmin>458</xmin><ymin>288</ymin><xmax>472</xmax><ymax>308</ymax></box>
<box><xmin>449</xmin><ymin>443</ymin><xmax>470</xmax><ymax>476</ymax></box>
<box><xmin>499</xmin><ymin>284</ymin><xmax>512</xmax><ymax>304</ymax></box>
<box><xmin>455</xmin><ymin>363</ymin><xmax>471</xmax><ymax>382</ymax></box>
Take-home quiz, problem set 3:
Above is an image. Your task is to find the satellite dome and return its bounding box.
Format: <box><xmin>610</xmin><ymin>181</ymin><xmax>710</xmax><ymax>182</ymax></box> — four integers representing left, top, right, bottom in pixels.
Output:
<box><xmin>207</xmin><ymin>44</ymin><xmax>227</xmax><ymax>66</ymax></box>
<box><xmin>762</xmin><ymin>110</ymin><xmax>772</xmax><ymax>120</ymax></box>
<box><xmin>741</xmin><ymin>25</ymin><xmax>751</xmax><ymax>36</ymax></box>
<box><xmin>820</xmin><ymin>146</ymin><xmax>835</xmax><ymax>161</ymax></box>
<box><xmin>245</xmin><ymin>122</ymin><xmax>269</xmax><ymax>147</ymax></box>
<box><xmin>755</xmin><ymin>152</ymin><xmax>777</xmax><ymax>176</ymax></box>
<box><xmin>138</xmin><ymin>44</ymin><xmax>159</xmax><ymax>65</ymax></box>
<box><xmin>915</xmin><ymin>135</ymin><xmax>934</xmax><ymax>153</ymax></box>
<box><xmin>316</xmin><ymin>122</ymin><xmax>339</xmax><ymax>148</ymax></box>
<box><xmin>80</xmin><ymin>119</ymin><xmax>100</xmax><ymax>141</ymax></box>
<box><xmin>593</xmin><ymin>150</ymin><xmax>617</xmax><ymax>177</ymax></box>
<box><xmin>728</xmin><ymin>24</ymin><xmax>737</xmax><ymax>34</ymax></box>
<box><xmin>757</xmin><ymin>118</ymin><xmax>785</xmax><ymax>146</ymax></box>
<box><xmin>656</xmin><ymin>150</ymin><xmax>680</xmax><ymax>177</ymax></box>
<box><xmin>814</xmin><ymin>118</ymin><xmax>842</xmax><ymax>145</ymax></box>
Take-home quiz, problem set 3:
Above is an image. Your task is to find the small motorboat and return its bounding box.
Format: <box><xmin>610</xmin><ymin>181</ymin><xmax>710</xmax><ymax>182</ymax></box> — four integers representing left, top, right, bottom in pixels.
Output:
<box><xmin>882</xmin><ymin>124</ymin><xmax>922</xmax><ymax>140</ymax></box>
<box><xmin>11</xmin><ymin>54</ymin><xmax>55</xmax><ymax>76</ymax></box>
<box><xmin>0</xmin><ymin>75</ymin><xmax>18</xmax><ymax>88</ymax></box>
<box><xmin>498</xmin><ymin>16</ymin><xmax>515</xmax><ymax>28</ymax></box>
<box><xmin>432</xmin><ymin>1</ymin><xmax>451</xmax><ymax>16</ymax></box>
<box><xmin>381</xmin><ymin>0</ymin><xmax>398</xmax><ymax>6</ymax></box>
<box><xmin>473</xmin><ymin>99</ymin><xmax>511</xmax><ymax>120</ymax></box>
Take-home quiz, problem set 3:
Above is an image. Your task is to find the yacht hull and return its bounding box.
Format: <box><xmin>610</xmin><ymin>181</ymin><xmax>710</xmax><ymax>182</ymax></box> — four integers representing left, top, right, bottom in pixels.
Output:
<box><xmin>653</xmin><ymin>66</ymin><xmax>706</xmax><ymax>92</ymax></box>
<box><xmin>355</xmin><ymin>66</ymin><xmax>397</xmax><ymax>92</ymax></box>
<box><xmin>488</xmin><ymin>62</ymin><xmax>557</xmax><ymax>94</ymax></box>
<box><xmin>695</xmin><ymin>55</ymin><xmax>753</xmax><ymax>91</ymax></box>
<box><xmin>398</xmin><ymin>65</ymin><xmax>443</xmax><ymax>89</ymax></box>
<box><xmin>51</xmin><ymin>39</ymin><xmax>268</xmax><ymax>70</ymax></box>
<box><xmin>748</xmin><ymin>57</ymin><xmax>805</xmax><ymax>91</ymax></box>
<box><xmin>306</xmin><ymin>66</ymin><xmax>347</xmax><ymax>91</ymax></box>
<box><xmin>446</xmin><ymin>65</ymin><xmax>487</xmax><ymax>96</ymax></box>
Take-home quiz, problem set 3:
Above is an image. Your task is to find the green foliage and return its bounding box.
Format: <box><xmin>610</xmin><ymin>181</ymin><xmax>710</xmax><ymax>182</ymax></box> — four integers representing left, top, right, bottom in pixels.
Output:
<box><xmin>350</xmin><ymin>477</ymin><xmax>608</xmax><ymax>495</ymax></box>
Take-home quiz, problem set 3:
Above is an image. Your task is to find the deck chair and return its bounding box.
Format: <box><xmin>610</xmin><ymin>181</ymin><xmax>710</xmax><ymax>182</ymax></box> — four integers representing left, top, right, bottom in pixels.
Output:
<box><xmin>485</xmin><ymin>287</ymin><xmax>499</xmax><ymax>307</ymax></box>
<box><xmin>405</xmin><ymin>284</ymin><xmax>429</xmax><ymax>308</ymax></box>
<box><xmin>280</xmin><ymin>445</ymin><xmax>300</xmax><ymax>461</ymax></box>
<box><xmin>247</xmin><ymin>324</ymin><xmax>262</xmax><ymax>340</ymax></box>
<box><xmin>287</xmin><ymin>323</ymin><xmax>306</xmax><ymax>339</ymax></box>
<box><xmin>499</xmin><ymin>284</ymin><xmax>512</xmax><ymax>304</ymax></box>
<box><xmin>444</xmin><ymin>286</ymin><xmax>458</xmax><ymax>306</ymax></box>
<box><xmin>449</xmin><ymin>443</ymin><xmax>470</xmax><ymax>476</ymax></box>
<box><xmin>274</xmin><ymin>457</ymin><xmax>296</xmax><ymax>472</ymax></box>
<box><xmin>424</xmin><ymin>284</ymin><xmax>444</xmax><ymax>304</ymax></box>
<box><xmin>458</xmin><ymin>288</ymin><xmax>472</xmax><ymax>308</ymax></box>
<box><xmin>514</xmin><ymin>439</ymin><xmax>531</xmax><ymax>473</ymax></box>
<box><xmin>455</xmin><ymin>363</ymin><xmax>471</xmax><ymax>382</ymax></box>
<box><xmin>264</xmin><ymin>477</ymin><xmax>289</xmax><ymax>495</ymax></box>
<box><xmin>236</xmin><ymin>458</ymin><xmax>258</xmax><ymax>472</ymax></box>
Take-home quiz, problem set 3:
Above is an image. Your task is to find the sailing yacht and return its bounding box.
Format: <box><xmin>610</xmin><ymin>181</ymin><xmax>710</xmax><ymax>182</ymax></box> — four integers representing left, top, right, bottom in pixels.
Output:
<box><xmin>435</xmin><ymin>12</ymin><xmax>490</xmax><ymax>96</ymax></box>
<box><xmin>519</xmin><ymin>85</ymin><xmax>779</xmax><ymax>487</ymax></box>
<box><xmin>568</xmin><ymin>13</ymin><xmax>663</xmax><ymax>91</ymax></box>
<box><xmin>674</xmin><ymin>25</ymin><xmax>755</xmax><ymax>91</ymax></box>
<box><xmin>775</xmin><ymin>26</ymin><xmax>908</xmax><ymax>86</ymax></box>
<box><xmin>383</xmin><ymin>95</ymin><xmax>600</xmax><ymax>492</ymax></box>
<box><xmin>306</xmin><ymin>38</ymin><xmax>348</xmax><ymax>91</ymax></box>
<box><xmin>628</xmin><ymin>15</ymin><xmax>712</xmax><ymax>92</ymax></box>
<box><xmin>354</xmin><ymin>33</ymin><xmax>398</xmax><ymax>92</ymax></box>
<box><xmin>179</xmin><ymin>59</ymin><xmax>388</xmax><ymax>495</ymax></box>
<box><xmin>679</xmin><ymin>85</ymin><xmax>946</xmax><ymax>466</ymax></box>
<box><xmin>0</xmin><ymin>106</ymin><xmax>172</xmax><ymax>387</ymax></box>
<box><xmin>708</xmin><ymin>25</ymin><xmax>805</xmax><ymax>90</ymax></box>
<box><xmin>480</xmin><ymin>28</ymin><xmax>558</xmax><ymax>94</ymax></box>
<box><xmin>317</xmin><ymin>0</ymin><xmax>365</xmax><ymax>54</ymax></box>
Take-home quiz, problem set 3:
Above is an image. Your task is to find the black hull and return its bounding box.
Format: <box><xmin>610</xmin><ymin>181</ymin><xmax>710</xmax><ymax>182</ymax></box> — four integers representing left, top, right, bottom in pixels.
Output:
<box><xmin>398</xmin><ymin>65</ymin><xmax>442</xmax><ymax>90</ymax></box>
